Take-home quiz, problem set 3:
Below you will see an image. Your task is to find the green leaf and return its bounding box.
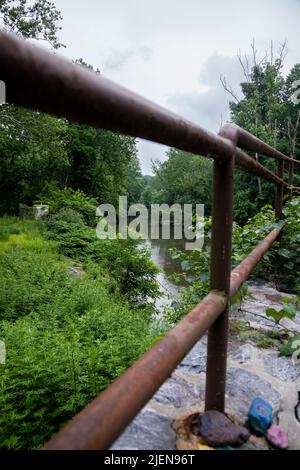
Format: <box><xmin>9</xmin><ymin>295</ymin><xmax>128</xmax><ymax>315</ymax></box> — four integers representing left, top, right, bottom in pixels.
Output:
<box><xmin>181</xmin><ymin>261</ymin><xmax>191</xmax><ymax>271</ymax></box>
<box><xmin>282</xmin><ymin>303</ymin><xmax>296</xmax><ymax>319</ymax></box>
<box><xmin>277</xmin><ymin>248</ymin><xmax>292</xmax><ymax>259</ymax></box>
<box><xmin>265</xmin><ymin>307</ymin><xmax>283</xmax><ymax>323</ymax></box>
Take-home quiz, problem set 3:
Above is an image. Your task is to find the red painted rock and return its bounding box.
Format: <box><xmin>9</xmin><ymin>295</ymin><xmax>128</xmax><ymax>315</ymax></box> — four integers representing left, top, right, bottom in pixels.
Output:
<box><xmin>199</xmin><ymin>410</ymin><xmax>250</xmax><ymax>447</ymax></box>
<box><xmin>266</xmin><ymin>425</ymin><xmax>288</xmax><ymax>449</ymax></box>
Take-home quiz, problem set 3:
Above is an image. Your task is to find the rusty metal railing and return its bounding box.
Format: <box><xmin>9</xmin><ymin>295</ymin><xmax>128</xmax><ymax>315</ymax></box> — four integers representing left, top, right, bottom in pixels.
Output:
<box><xmin>0</xmin><ymin>31</ymin><xmax>299</xmax><ymax>449</ymax></box>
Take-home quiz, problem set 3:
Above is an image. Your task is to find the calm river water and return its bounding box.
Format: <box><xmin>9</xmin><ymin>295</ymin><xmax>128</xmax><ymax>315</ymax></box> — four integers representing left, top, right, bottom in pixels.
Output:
<box><xmin>145</xmin><ymin>236</ymin><xmax>186</xmax><ymax>313</ymax></box>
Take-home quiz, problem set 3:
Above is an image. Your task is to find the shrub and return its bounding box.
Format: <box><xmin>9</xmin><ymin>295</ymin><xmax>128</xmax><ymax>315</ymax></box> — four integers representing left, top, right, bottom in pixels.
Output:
<box><xmin>43</xmin><ymin>209</ymin><xmax>159</xmax><ymax>306</ymax></box>
<box><xmin>0</xmin><ymin>218</ymin><xmax>161</xmax><ymax>449</ymax></box>
<box><xmin>36</xmin><ymin>187</ymin><xmax>98</xmax><ymax>226</ymax></box>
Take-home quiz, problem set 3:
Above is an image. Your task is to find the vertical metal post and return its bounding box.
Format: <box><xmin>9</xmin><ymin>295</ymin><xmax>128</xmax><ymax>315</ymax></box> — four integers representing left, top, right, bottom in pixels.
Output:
<box><xmin>275</xmin><ymin>159</ymin><xmax>284</xmax><ymax>220</ymax></box>
<box><xmin>205</xmin><ymin>154</ymin><xmax>234</xmax><ymax>412</ymax></box>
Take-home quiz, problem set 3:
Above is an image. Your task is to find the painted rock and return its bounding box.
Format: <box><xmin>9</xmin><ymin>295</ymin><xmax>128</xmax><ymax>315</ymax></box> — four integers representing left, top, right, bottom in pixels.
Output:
<box><xmin>216</xmin><ymin>445</ymin><xmax>235</xmax><ymax>450</ymax></box>
<box><xmin>266</xmin><ymin>425</ymin><xmax>288</xmax><ymax>449</ymax></box>
<box><xmin>197</xmin><ymin>444</ymin><xmax>214</xmax><ymax>450</ymax></box>
<box><xmin>199</xmin><ymin>410</ymin><xmax>250</xmax><ymax>447</ymax></box>
<box><xmin>248</xmin><ymin>397</ymin><xmax>272</xmax><ymax>433</ymax></box>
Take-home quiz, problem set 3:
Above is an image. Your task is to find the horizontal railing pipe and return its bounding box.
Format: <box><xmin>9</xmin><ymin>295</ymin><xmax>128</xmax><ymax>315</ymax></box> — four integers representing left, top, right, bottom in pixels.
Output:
<box><xmin>0</xmin><ymin>31</ymin><xmax>297</xmax><ymax>186</ymax></box>
<box><xmin>44</xmin><ymin>291</ymin><xmax>226</xmax><ymax>450</ymax></box>
<box><xmin>221</xmin><ymin>123</ymin><xmax>300</xmax><ymax>166</ymax></box>
<box><xmin>229</xmin><ymin>227</ymin><xmax>282</xmax><ymax>298</ymax></box>
<box><xmin>235</xmin><ymin>147</ymin><xmax>287</xmax><ymax>186</ymax></box>
<box><xmin>0</xmin><ymin>31</ymin><xmax>234</xmax><ymax>161</ymax></box>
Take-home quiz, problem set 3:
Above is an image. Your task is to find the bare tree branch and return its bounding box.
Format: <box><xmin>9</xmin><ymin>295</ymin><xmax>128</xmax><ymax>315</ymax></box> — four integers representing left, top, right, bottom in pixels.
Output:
<box><xmin>220</xmin><ymin>75</ymin><xmax>240</xmax><ymax>103</ymax></box>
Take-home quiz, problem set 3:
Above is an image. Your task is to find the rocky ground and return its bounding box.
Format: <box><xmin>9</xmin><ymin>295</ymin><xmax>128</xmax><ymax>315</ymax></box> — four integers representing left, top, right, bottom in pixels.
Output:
<box><xmin>111</xmin><ymin>279</ymin><xmax>300</xmax><ymax>450</ymax></box>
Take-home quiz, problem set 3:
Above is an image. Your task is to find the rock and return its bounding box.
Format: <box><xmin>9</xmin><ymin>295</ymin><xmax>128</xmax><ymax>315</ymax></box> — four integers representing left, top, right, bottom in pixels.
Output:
<box><xmin>32</xmin><ymin>204</ymin><xmax>49</xmax><ymax>219</ymax></box>
<box><xmin>197</xmin><ymin>444</ymin><xmax>214</xmax><ymax>450</ymax></box>
<box><xmin>68</xmin><ymin>267</ymin><xmax>83</xmax><ymax>277</ymax></box>
<box><xmin>266</xmin><ymin>425</ymin><xmax>288</xmax><ymax>449</ymax></box>
<box><xmin>248</xmin><ymin>397</ymin><xmax>273</xmax><ymax>433</ymax></box>
<box><xmin>179</xmin><ymin>341</ymin><xmax>207</xmax><ymax>373</ymax></box>
<box><xmin>216</xmin><ymin>445</ymin><xmax>235</xmax><ymax>450</ymax></box>
<box><xmin>110</xmin><ymin>409</ymin><xmax>176</xmax><ymax>450</ymax></box>
<box><xmin>230</xmin><ymin>345</ymin><xmax>255</xmax><ymax>364</ymax></box>
<box><xmin>263</xmin><ymin>353</ymin><xmax>300</xmax><ymax>382</ymax></box>
<box><xmin>199</xmin><ymin>410</ymin><xmax>250</xmax><ymax>447</ymax></box>
<box><xmin>154</xmin><ymin>375</ymin><xmax>203</xmax><ymax>408</ymax></box>
<box><xmin>226</xmin><ymin>368</ymin><xmax>281</xmax><ymax>419</ymax></box>
<box><xmin>294</xmin><ymin>312</ymin><xmax>300</xmax><ymax>325</ymax></box>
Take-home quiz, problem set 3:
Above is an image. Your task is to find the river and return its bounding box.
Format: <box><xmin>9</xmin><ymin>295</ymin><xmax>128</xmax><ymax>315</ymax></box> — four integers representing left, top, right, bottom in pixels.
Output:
<box><xmin>145</xmin><ymin>237</ymin><xmax>186</xmax><ymax>313</ymax></box>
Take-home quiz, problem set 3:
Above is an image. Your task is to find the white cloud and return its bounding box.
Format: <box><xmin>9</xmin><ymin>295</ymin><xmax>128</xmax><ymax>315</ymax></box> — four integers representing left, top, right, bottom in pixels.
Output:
<box><xmin>52</xmin><ymin>0</ymin><xmax>300</xmax><ymax>173</ymax></box>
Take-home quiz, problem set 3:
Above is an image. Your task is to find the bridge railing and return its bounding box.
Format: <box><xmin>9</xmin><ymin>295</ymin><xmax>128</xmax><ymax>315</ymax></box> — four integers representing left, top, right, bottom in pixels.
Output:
<box><xmin>0</xmin><ymin>31</ymin><xmax>299</xmax><ymax>450</ymax></box>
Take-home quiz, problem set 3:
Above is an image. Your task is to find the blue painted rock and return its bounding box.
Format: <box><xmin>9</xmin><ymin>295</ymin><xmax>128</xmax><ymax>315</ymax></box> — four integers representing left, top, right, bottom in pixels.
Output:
<box><xmin>199</xmin><ymin>410</ymin><xmax>250</xmax><ymax>447</ymax></box>
<box><xmin>267</xmin><ymin>425</ymin><xmax>288</xmax><ymax>449</ymax></box>
<box><xmin>248</xmin><ymin>397</ymin><xmax>273</xmax><ymax>433</ymax></box>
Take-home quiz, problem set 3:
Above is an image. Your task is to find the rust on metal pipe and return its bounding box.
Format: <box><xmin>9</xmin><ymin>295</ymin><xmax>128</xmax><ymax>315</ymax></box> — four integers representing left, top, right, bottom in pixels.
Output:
<box><xmin>0</xmin><ymin>31</ymin><xmax>234</xmax><ymax>161</ymax></box>
<box><xmin>205</xmin><ymin>127</ymin><xmax>235</xmax><ymax>412</ymax></box>
<box><xmin>44</xmin><ymin>291</ymin><xmax>226</xmax><ymax>450</ymax></box>
<box><xmin>221</xmin><ymin>123</ymin><xmax>300</xmax><ymax>166</ymax></box>
<box><xmin>275</xmin><ymin>160</ymin><xmax>284</xmax><ymax>219</ymax></box>
<box><xmin>235</xmin><ymin>148</ymin><xmax>287</xmax><ymax>186</ymax></box>
<box><xmin>0</xmin><ymin>31</ymin><xmax>295</xmax><ymax>187</ymax></box>
<box><xmin>230</xmin><ymin>228</ymin><xmax>282</xmax><ymax>298</ymax></box>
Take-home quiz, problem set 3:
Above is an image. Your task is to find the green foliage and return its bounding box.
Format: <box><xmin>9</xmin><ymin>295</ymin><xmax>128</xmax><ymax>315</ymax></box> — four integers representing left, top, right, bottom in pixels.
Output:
<box><xmin>279</xmin><ymin>334</ymin><xmax>300</xmax><ymax>358</ymax></box>
<box><xmin>227</xmin><ymin>48</ymin><xmax>300</xmax><ymax>223</ymax></box>
<box><xmin>164</xmin><ymin>198</ymin><xmax>300</xmax><ymax>324</ymax></box>
<box><xmin>127</xmin><ymin>155</ymin><xmax>146</xmax><ymax>205</ymax></box>
<box><xmin>266</xmin><ymin>304</ymin><xmax>296</xmax><ymax>324</ymax></box>
<box><xmin>42</xmin><ymin>205</ymin><xmax>159</xmax><ymax>306</ymax></box>
<box><xmin>230</xmin><ymin>284</ymin><xmax>249</xmax><ymax>310</ymax></box>
<box><xmin>0</xmin><ymin>217</ymin><xmax>161</xmax><ymax>449</ymax></box>
<box><xmin>0</xmin><ymin>0</ymin><xmax>64</xmax><ymax>48</ymax></box>
<box><xmin>0</xmin><ymin>107</ymin><xmax>69</xmax><ymax>215</ymax></box>
<box><xmin>239</xmin><ymin>330</ymin><xmax>260</xmax><ymax>343</ymax></box>
<box><xmin>274</xmin><ymin>198</ymin><xmax>300</xmax><ymax>290</ymax></box>
<box><xmin>265</xmin><ymin>298</ymin><xmax>297</xmax><ymax>326</ymax></box>
<box><xmin>142</xmin><ymin>150</ymin><xmax>213</xmax><ymax>211</ymax></box>
<box><xmin>66</xmin><ymin>123</ymin><xmax>137</xmax><ymax>207</ymax></box>
<box><xmin>37</xmin><ymin>187</ymin><xmax>98</xmax><ymax>226</ymax></box>
<box><xmin>256</xmin><ymin>338</ymin><xmax>277</xmax><ymax>349</ymax></box>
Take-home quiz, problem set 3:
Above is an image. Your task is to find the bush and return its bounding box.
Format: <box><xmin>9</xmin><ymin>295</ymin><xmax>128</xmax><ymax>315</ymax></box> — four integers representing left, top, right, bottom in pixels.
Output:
<box><xmin>0</xmin><ymin>218</ymin><xmax>161</xmax><ymax>449</ymax></box>
<box><xmin>0</xmin><ymin>288</ymin><xmax>158</xmax><ymax>449</ymax></box>
<box><xmin>43</xmin><ymin>209</ymin><xmax>159</xmax><ymax>306</ymax></box>
<box><xmin>36</xmin><ymin>187</ymin><xmax>98</xmax><ymax>226</ymax></box>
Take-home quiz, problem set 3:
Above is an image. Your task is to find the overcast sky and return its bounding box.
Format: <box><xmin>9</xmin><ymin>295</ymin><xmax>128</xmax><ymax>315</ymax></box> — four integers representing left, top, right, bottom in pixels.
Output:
<box><xmin>52</xmin><ymin>0</ymin><xmax>300</xmax><ymax>174</ymax></box>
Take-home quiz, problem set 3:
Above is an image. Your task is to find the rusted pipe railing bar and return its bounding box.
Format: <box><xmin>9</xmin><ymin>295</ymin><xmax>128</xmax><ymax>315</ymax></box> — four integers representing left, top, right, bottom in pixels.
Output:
<box><xmin>223</xmin><ymin>123</ymin><xmax>300</xmax><ymax>166</ymax></box>
<box><xmin>44</xmin><ymin>291</ymin><xmax>226</xmax><ymax>450</ymax></box>
<box><xmin>230</xmin><ymin>227</ymin><xmax>282</xmax><ymax>298</ymax></box>
<box><xmin>0</xmin><ymin>32</ymin><xmax>234</xmax><ymax>161</ymax></box>
<box><xmin>235</xmin><ymin>148</ymin><xmax>288</xmax><ymax>186</ymax></box>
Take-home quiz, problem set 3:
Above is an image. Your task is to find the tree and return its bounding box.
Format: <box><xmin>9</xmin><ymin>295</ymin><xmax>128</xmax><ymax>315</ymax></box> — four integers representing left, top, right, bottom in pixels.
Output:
<box><xmin>127</xmin><ymin>154</ymin><xmax>146</xmax><ymax>205</ymax></box>
<box><xmin>222</xmin><ymin>41</ymin><xmax>300</xmax><ymax>222</ymax></box>
<box><xmin>66</xmin><ymin>122</ymin><xmax>137</xmax><ymax>207</ymax></box>
<box><xmin>0</xmin><ymin>0</ymin><xmax>64</xmax><ymax>49</ymax></box>
<box><xmin>146</xmin><ymin>149</ymin><xmax>213</xmax><ymax>213</ymax></box>
<box><xmin>0</xmin><ymin>106</ymin><xmax>69</xmax><ymax>214</ymax></box>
